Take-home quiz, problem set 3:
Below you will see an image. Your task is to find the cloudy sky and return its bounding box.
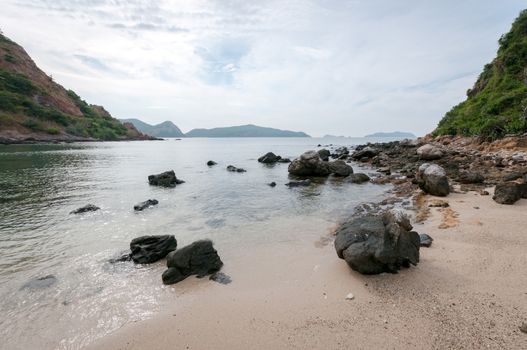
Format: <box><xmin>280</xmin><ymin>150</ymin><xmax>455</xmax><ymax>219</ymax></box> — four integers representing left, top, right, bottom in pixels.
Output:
<box><xmin>1</xmin><ymin>0</ymin><xmax>525</xmax><ymax>136</ymax></box>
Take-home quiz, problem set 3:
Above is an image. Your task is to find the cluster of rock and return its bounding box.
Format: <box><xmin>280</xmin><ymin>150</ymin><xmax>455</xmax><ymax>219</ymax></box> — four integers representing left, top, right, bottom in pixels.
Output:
<box><xmin>334</xmin><ymin>210</ymin><xmax>420</xmax><ymax>274</ymax></box>
<box><xmin>226</xmin><ymin>165</ymin><xmax>247</xmax><ymax>172</ymax></box>
<box><xmin>287</xmin><ymin>150</ymin><xmax>361</xmax><ymax>178</ymax></box>
<box><xmin>257</xmin><ymin>152</ymin><xmax>291</xmax><ymax>164</ymax></box>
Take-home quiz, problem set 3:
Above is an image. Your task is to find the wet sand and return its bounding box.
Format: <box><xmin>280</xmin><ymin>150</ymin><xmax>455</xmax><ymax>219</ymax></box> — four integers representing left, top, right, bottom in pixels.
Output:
<box><xmin>87</xmin><ymin>189</ymin><xmax>527</xmax><ymax>350</ymax></box>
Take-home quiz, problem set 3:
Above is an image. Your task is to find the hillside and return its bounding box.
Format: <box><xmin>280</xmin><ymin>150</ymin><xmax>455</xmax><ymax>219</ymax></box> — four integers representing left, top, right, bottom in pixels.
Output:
<box><xmin>434</xmin><ymin>10</ymin><xmax>527</xmax><ymax>139</ymax></box>
<box><xmin>121</xmin><ymin>119</ymin><xmax>184</xmax><ymax>137</ymax></box>
<box><xmin>0</xmin><ymin>33</ymin><xmax>151</xmax><ymax>143</ymax></box>
<box><xmin>185</xmin><ymin>124</ymin><xmax>310</xmax><ymax>137</ymax></box>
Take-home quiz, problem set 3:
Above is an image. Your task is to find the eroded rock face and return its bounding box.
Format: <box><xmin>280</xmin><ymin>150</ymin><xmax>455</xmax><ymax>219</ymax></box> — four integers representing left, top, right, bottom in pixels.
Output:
<box><xmin>492</xmin><ymin>182</ymin><xmax>525</xmax><ymax>204</ymax></box>
<box><xmin>417</xmin><ymin>144</ymin><xmax>444</xmax><ymax>160</ymax></box>
<box><xmin>162</xmin><ymin>240</ymin><xmax>223</xmax><ymax>285</ymax></box>
<box><xmin>417</xmin><ymin>163</ymin><xmax>450</xmax><ymax>196</ymax></box>
<box><xmin>130</xmin><ymin>235</ymin><xmax>177</xmax><ymax>264</ymax></box>
<box><xmin>328</xmin><ymin>160</ymin><xmax>353</xmax><ymax>177</ymax></box>
<box><xmin>70</xmin><ymin>204</ymin><xmax>100</xmax><ymax>214</ymax></box>
<box><xmin>148</xmin><ymin>170</ymin><xmax>185</xmax><ymax>187</ymax></box>
<box><xmin>134</xmin><ymin>199</ymin><xmax>158</xmax><ymax>211</ymax></box>
<box><xmin>258</xmin><ymin>152</ymin><xmax>282</xmax><ymax>164</ymax></box>
<box><xmin>288</xmin><ymin>151</ymin><xmax>331</xmax><ymax>176</ymax></box>
<box><xmin>334</xmin><ymin>210</ymin><xmax>420</xmax><ymax>274</ymax></box>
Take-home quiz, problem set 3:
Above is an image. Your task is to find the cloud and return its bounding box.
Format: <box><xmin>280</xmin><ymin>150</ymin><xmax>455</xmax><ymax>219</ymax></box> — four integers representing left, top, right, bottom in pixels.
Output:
<box><xmin>1</xmin><ymin>0</ymin><xmax>526</xmax><ymax>136</ymax></box>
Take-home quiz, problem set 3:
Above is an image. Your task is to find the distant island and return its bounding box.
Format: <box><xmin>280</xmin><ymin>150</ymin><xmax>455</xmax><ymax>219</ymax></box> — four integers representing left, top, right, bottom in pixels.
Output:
<box><xmin>123</xmin><ymin>120</ymin><xmax>310</xmax><ymax>138</ymax></box>
<box><xmin>120</xmin><ymin>119</ymin><xmax>184</xmax><ymax>138</ymax></box>
<box><xmin>364</xmin><ymin>131</ymin><xmax>416</xmax><ymax>138</ymax></box>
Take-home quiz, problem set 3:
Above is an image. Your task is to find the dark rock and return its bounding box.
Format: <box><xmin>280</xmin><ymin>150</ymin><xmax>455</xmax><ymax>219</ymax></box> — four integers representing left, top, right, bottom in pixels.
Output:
<box><xmin>207</xmin><ymin>160</ymin><xmax>217</xmax><ymax>166</ymax></box>
<box><xmin>162</xmin><ymin>240</ymin><xmax>223</xmax><ymax>285</ymax></box>
<box><xmin>419</xmin><ymin>233</ymin><xmax>434</xmax><ymax>247</ymax></box>
<box><xmin>268</xmin><ymin>182</ymin><xmax>277</xmax><ymax>187</ymax></box>
<box><xmin>351</xmin><ymin>146</ymin><xmax>379</xmax><ymax>160</ymax></box>
<box><xmin>226</xmin><ymin>165</ymin><xmax>247</xmax><ymax>173</ymax></box>
<box><xmin>108</xmin><ymin>252</ymin><xmax>132</xmax><ymax>263</ymax></box>
<box><xmin>134</xmin><ymin>199</ymin><xmax>159</xmax><ymax>211</ymax></box>
<box><xmin>459</xmin><ymin>171</ymin><xmax>484</xmax><ymax>184</ymax></box>
<box><xmin>288</xmin><ymin>151</ymin><xmax>331</xmax><ymax>176</ymax></box>
<box><xmin>503</xmin><ymin>172</ymin><xmax>523</xmax><ymax>182</ymax></box>
<box><xmin>20</xmin><ymin>275</ymin><xmax>57</xmax><ymax>290</ymax></box>
<box><xmin>285</xmin><ymin>179</ymin><xmax>312</xmax><ymax>187</ymax></box>
<box><xmin>258</xmin><ymin>152</ymin><xmax>282</xmax><ymax>164</ymax></box>
<box><xmin>148</xmin><ymin>170</ymin><xmax>184</xmax><ymax>187</ymax></box>
<box><xmin>209</xmin><ymin>272</ymin><xmax>232</xmax><ymax>285</ymax></box>
<box><xmin>328</xmin><ymin>160</ymin><xmax>353</xmax><ymax>177</ymax></box>
<box><xmin>480</xmin><ymin>190</ymin><xmax>490</xmax><ymax>196</ymax></box>
<box><xmin>130</xmin><ymin>235</ymin><xmax>177</xmax><ymax>264</ymax></box>
<box><xmin>70</xmin><ymin>204</ymin><xmax>100</xmax><ymax>214</ymax></box>
<box><xmin>417</xmin><ymin>163</ymin><xmax>450</xmax><ymax>196</ymax></box>
<box><xmin>348</xmin><ymin>173</ymin><xmax>370</xmax><ymax>184</ymax></box>
<box><xmin>277</xmin><ymin>158</ymin><xmax>291</xmax><ymax>163</ymax></box>
<box><xmin>493</xmin><ymin>182</ymin><xmax>522</xmax><ymax>205</ymax></box>
<box><xmin>416</xmin><ymin>144</ymin><xmax>444</xmax><ymax>160</ymax></box>
<box><xmin>334</xmin><ymin>210</ymin><xmax>420</xmax><ymax>274</ymax></box>
<box><xmin>317</xmin><ymin>149</ymin><xmax>331</xmax><ymax>161</ymax></box>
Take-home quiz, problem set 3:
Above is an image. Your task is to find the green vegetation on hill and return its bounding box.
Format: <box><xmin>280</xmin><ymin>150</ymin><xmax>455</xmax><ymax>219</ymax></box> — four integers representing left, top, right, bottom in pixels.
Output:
<box><xmin>434</xmin><ymin>10</ymin><xmax>527</xmax><ymax>139</ymax></box>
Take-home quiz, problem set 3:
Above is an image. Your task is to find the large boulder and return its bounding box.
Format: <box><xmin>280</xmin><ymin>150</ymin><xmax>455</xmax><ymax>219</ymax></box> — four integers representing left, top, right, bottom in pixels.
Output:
<box><xmin>130</xmin><ymin>235</ymin><xmax>177</xmax><ymax>264</ymax></box>
<box><xmin>328</xmin><ymin>160</ymin><xmax>353</xmax><ymax>177</ymax></box>
<box><xmin>417</xmin><ymin>163</ymin><xmax>450</xmax><ymax>196</ymax></box>
<box><xmin>334</xmin><ymin>210</ymin><xmax>420</xmax><ymax>274</ymax></box>
<box><xmin>416</xmin><ymin>144</ymin><xmax>444</xmax><ymax>160</ymax></box>
<box><xmin>134</xmin><ymin>199</ymin><xmax>158</xmax><ymax>211</ymax></box>
<box><xmin>148</xmin><ymin>170</ymin><xmax>184</xmax><ymax>187</ymax></box>
<box><xmin>162</xmin><ymin>240</ymin><xmax>223</xmax><ymax>285</ymax></box>
<box><xmin>492</xmin><ymin>182</ymin><xmax>524</xmax><ymax>205</ymax></box>
<box><xmin>317</xmin><ymin>149</ymin><xmax>331</xmax><ymax>161</ymax></box>
<box><xmin>258</xmin><ymin>152</ymin><xmax>282</xmax><ymax>164</ymax></box>
<box><xmin>70</xmin><ymin>204</ymin><xmax>100</xmax><ymax>214</ymax></box>
<box><xmin>351</xmin><ymin>146</ymin><xmax>379</xmax><ymax>160</ymax></box>
<box><xmin>288</xmin><ymin>151</ymin><xmax>331</xmax><ymax>176</ymax></box>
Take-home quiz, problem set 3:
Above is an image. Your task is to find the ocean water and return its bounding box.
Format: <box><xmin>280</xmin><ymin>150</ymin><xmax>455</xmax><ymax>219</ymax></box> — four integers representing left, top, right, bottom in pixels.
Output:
<box><xmin>0</xmin><ymin>137</ymin><xmax>397</xmax><ymax>349</ymax></box>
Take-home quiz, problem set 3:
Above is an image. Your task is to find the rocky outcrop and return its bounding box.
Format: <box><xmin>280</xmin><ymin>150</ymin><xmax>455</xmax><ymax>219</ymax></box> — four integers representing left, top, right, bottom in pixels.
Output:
<box><xmin>492</xmin><ymin>182</ymin><xmax>526</xmax><ymax>204</ymax></box>
<box><xmin>258</xmin><ymin>152</ymin><xmax>282</xmax><ymax>163</ymax></box>
<box><xmin>416</xmin><ymin>144</ymin><xmax>444</xmax><ymax>160</ymax></box>
<box><xmin>288</xmin><ymin>151</ymin><xmax>331</xmax><ymax>176</ymax></box>
<box><xmin>70</xmin><ymin>204</ymin><xmax>100</xmax><ymax>214</ymax></box>
<box><xmin>328</xmin><ymin>160</ymin><xmax>353</xmax><ymax>177</ymax></box>
<box><xmin>226</xmin><ymin>165</ymin><xmax>247</xmax><ymax>172</ymax></box>
<box><xmin>162</xmin><ymin>240</ymin><xmax>223</xmax><ymax>285</ymax></box>
<box><xmin>134</xmin><ymin>199</ymin><xmax>158</xmax><ymax>211</ymax></box>
<box><xmin>351</xmin><ymin>146</ymin><xmax>379</xmax><ymax>161</ymax></box>
<box><xmin>417</xmin><ymin>163</ymin><xmax>450</xmax><ymax>196</ymax></box>
<box><xmin>347</xmin><ymin>173</ymin><xmax>370</xmax><ymax>184</ymax></box>
<box><xmin>148</xmin><ymin>170</ymin><xmax>185</xmax><ymax>187</ymax></box>
<box><xmin>130</xmin><ymin>235</ymin><xmax>177</xmax><ymax>264</ymax></box>
<box><xmin>334</xmin><ymin>210</ymin><xmax>420</xmax><ymax>274</ymax></box>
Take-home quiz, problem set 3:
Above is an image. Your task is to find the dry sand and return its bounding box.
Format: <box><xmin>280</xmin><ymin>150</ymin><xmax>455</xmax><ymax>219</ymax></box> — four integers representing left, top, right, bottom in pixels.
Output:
<box><xmin>87</xmin><ymin>189</ymin><xmax>527</xmax><ymax>350</ymax></box>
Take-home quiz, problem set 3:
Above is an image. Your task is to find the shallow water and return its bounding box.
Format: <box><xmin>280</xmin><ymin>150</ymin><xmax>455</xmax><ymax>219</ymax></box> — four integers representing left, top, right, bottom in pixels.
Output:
<box><xmin>0</xmin><ymin>137</ymin><xmax>395</xmax><ymax>349</ymax></box>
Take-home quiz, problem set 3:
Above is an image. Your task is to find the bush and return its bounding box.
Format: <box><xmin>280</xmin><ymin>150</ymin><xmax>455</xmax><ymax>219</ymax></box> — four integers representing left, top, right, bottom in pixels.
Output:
<box><xmin>46</xmin><ymin>127</ymin><xmax>60</xmax><ymax>135</ymax></box>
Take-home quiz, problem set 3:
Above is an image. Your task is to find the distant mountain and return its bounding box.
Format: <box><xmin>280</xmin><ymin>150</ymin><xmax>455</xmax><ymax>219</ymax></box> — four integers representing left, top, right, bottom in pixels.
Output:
<box><xmin>121</xmin><ymin>119</ymin><xmax>184</xmax><ymax>137</ymax></box>
<box><xmin>185</xmin><ymin>124</ymin><xmax>310</xmax><ymax>137</ymax></box>
<box><xmin>365</xmin><ymin>131</ymin><xmax>416</xmax><ymax>138</ymax></box>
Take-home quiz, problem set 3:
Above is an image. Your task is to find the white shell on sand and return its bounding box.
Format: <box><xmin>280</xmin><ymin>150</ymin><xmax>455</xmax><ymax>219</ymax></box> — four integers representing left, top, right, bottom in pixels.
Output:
<box><xmin>346</xmin><ymin>293</ymin><xmax>355</xmax><ymax>300</ymax></box>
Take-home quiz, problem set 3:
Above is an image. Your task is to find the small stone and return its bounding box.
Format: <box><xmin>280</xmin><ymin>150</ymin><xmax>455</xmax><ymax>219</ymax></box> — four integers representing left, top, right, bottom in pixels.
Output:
<box><xmin>346</xmin><ymin>293</ymin><xmax>355</xmax><ymax>300</ymax></box>
<box><xmin>268</xmin><ymin>182</ymin><xmax>277</xmax><ymax>187</ymax></box>
<box><xmin>520</xmin><ymin>322</ymin><xmax>527</xmax><ymax>334</ymax></box>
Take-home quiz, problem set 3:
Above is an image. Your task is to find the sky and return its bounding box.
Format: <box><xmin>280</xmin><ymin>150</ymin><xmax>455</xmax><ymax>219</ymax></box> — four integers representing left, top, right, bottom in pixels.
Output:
<box><xmin>1</xmin><ymin>0</ymin><xmax>525</xmax><ymax>137</ymax></box>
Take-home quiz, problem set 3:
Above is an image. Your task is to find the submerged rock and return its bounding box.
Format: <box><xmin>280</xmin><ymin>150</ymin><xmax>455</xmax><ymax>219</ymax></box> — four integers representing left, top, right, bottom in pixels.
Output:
<box><xmin>130</xmin><ymin>235</ymin><xmax>177</xmax><ymax>264</ymax></box>
<box><xmin>417</xmin><ymin>163</ymin><xmax>450</xmax><ymax>196</ymax></box>
<box><xmin>416</xmin><ymin>144</ymin><xmax>444</xmax><ymax>160</ymax></box>
<box><xmin>419</xmin><ymin>233</ymin><xmax>434</xmax><ymax>247</ymax></box>
<box><xmin>347</xmin><ymin>173</ymin><xmax>370</xmax><ymax>184</ymax></box>
<box><xmin>328</xmin><ymin>160</ymin><xmax>353</xmax><ymax>177</ymax></box>
<box><xmin>20</xmin><ymin>275</ymin><xmax>57</xmax><ymax>290</ymax></box>
<box><xmin>207</xmin><ymin>160</ymin><xmax>217</xmax><ymax>166</ymax></box>
<box><xmin>334</xmin><ymin>210</ymin><xmax>420</xmax><ymax>274</ymax></box>
<box><xmin>70</xmin><ymin>204</ymin><xmax>100</xmax><ymax>214</ymax></box>
<box><xmin>162</xmin><ymin>240</ymin><xmax>223</xmax><ymax>285</ymax></box>
<box><xmin>288</xmin><ymin>151</ymin><xmax>331</xmax><ymax>176</ymax></box>
<box><xmin>148</xmin><ymin>170</ymin><xmax>185</xmax><ymax>187</ymax></box>
<box><xmin>226</xmin><ymin>165</ymin><xmax>247</xmax><ymax>173</ymax></box>
<box><xmin>134</xmin><ymin>199</ymin><xmax>159</xmax><ymax>211</ymax></box>
<box><xmin>285</xmin><ymin>179</ymin><xmax>312</xmax><ymax>187</ymax></box>
<box><xmin>258</xmin><ymin>152</ymin><xmax>282</xmax><ymax>164</ymax></box>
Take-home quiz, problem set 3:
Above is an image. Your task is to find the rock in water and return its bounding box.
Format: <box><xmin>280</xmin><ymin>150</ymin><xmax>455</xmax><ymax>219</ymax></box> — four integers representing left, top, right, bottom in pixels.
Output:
<box><xmin>416</xmin><ymin>144</ymin><xmax>444</xmax><ymax>160</ymax></box>
<box><xmin>317</xmin><ymin>149</ymin><xmax>331</xmax><ymax>161</ymax></box>
<box><xmin>134</xmin><ymin>199</ymin><xmax>159</xmax><ymax>211</ymax></box>
<box><xmin>148</xmin><ymin>170</ymin><xmax>185</xmax><ymax>187</ymax></box>
<box><xmin>493</xmin><ymin>182</ymin><xmax>523</xmax><ymax>205</ymax></box>
<box><xmin>328</xmin><ymin>160</ymin><xmax>353</xmax><ymax>177</ymax></box>
<box><xmin>258</xmin><ymin>152</ymin><xmax>282</xmax><ymax>164</ymax></box>
<box><xmin>268</xmin><ymin>182</ymin><xmax>277</xmax><ymax>187</ymax></box>
<box><xmin>417</xmin><ymin>163</ymin><xmax>450</xmax><ymax>196</ymax></box>
<box><xmin>162</xmin><ymin>240</ymin><xmax>223</xmax><ymax>285</ymax></box>
<box><xmin>70</xmin><ymin>204</ymin><xmax>100</xmax><ymax>214</ymax></box>
<box><xmin>130</xmin><ymin>235</ymin><xmax>177</xmax><ymax>264</ymax></box>
<box><xmin>419</xmin><ymin>233</ymin><xmax>434</xmax><ymax>247</ymax></box>
<box><xmin>207</xmin><ymin>160</ymin><xmax>217</xmax><ymax>166</ymax></box>
<box><xmin>226</xmin><ymin>165</ymin><xmax>247</xmax><ymax>172</ymax></box>
<box><xmin>285</xmin><ymin>179</ymin><xmax>312</xmax><ymax>187</ymax></box>
<box><xmin>288</xmin><ymin>151</ymin><xmax>331</xmax><ymax>176</ymax></box>
<box><xmin>348</xmin><ymin>173</ymin><xmax>370</xmax><ymax>184</ymax></box>
<box><xmin>334</xmin><ymin>210</ymin><xmax>420</xmax><ymax>274</ymax></box>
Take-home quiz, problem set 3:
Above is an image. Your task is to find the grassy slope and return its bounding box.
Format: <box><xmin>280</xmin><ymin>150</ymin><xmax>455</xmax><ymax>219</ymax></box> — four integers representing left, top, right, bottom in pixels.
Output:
<box><xmin>434</xmin><ymin>10</ymin><xmax>527</xmax><ymax>139</ymax></box>
<box><xmin>0</xmin><ymin>33</ymin><xmax>138</xmax><ymax>141</ymax></box>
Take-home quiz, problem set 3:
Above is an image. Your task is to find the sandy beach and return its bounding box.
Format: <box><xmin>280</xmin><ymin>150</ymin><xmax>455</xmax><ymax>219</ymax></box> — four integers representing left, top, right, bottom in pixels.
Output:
<box><xmin>86</xmin><ymin>188</ymin><xmax>527</xmax><ymax>350</ymax></box>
